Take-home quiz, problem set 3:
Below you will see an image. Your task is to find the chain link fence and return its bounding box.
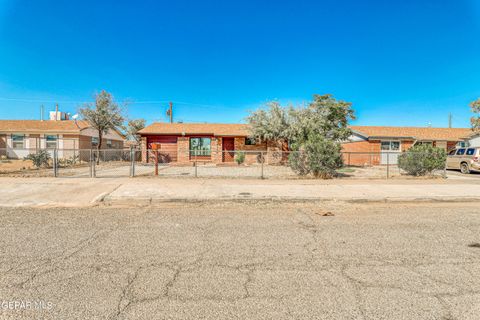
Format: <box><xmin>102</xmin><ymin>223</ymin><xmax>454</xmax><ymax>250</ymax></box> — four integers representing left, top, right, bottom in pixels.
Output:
<box><xmin>0</xmin><ymin>148</ymin><xmax>448</xmax><ymax>179</ymax></box>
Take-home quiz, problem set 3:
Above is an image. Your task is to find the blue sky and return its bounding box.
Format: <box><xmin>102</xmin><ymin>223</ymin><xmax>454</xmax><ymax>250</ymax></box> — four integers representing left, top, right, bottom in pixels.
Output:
<box><xmin>0</xmin><ymin>0</ymin><xmax>479</xmax><ymax>127</ymax></box>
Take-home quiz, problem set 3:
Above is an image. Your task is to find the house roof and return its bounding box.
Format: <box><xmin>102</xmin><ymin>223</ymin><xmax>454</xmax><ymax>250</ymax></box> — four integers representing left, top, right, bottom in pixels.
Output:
<box><xmin>138</xmin><ymin>122</ymin><xmax>472</xmax><ymax>142</ymax></box>
<box><xmin>351</xmin><ymin>126</ymin><xmax>472</xmax><ymax>141</ymax></box>
<box><xmin>0</xmin><ymin>120</ymin><xmax>91</xmax><ymax>133</ymax></box>
<box><xmin>139</xmin><ymin>123</ymin><xmax>250</xmax><ymax>136</ymax></box>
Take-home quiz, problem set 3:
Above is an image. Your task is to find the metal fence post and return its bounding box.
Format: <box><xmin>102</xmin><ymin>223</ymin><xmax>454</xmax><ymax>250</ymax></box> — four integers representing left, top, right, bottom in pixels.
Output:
<box><xmin>53</xmin><ymin>149</ymin><xmax>58</xmax><ymax>177</ymax></box>
<box><xmin>261</xmin><ymin>152</ymin><xmax>264</xmax><ymax>179</ymax></box>
<box><xmin>130</xmin><ymin>147</ymin><xmax>135</xmax><ymax>178</ymax></box>
<box><xmin>386</xmin><ymin>152</ymin><xmax>389</xmax><ymax>179</ymax></box>
<box><xmin>92</xmin><ymin>149</ymin><xmax>96</xmax><ymax>178</ymax></box>
<box><xmin>195</xmin><ymin>150</ymin><xmax>198</xmax><ymax>178</ymax></box>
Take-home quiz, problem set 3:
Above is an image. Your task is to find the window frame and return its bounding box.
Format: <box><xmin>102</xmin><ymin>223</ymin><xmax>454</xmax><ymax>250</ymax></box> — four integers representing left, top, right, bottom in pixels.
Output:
<box><xmin>245</xmin><ymin>137</ymin><xmax>257</xmax><ymax>146</ymax></box>
<box><xmin>45</xmin><ymin>135</ymin><xmax>58</xmax><ymax>149</ymax></box>
<box><xmin>189</xmin><ymin>137</ymin><xmax>212</xmax><ymax>157</ymax></box>
<box><xmin>456</xmin><ymin>148</ymin><xmax>466</xmax><ymax>156</ymax></box>
<box><xmin>381</xmin><ymin>140</ymin><xmax>401</xmax><ymax>151</ymax></box>
<box><xmin>92</xmin><ymin>137</ymin><xmax>99</xmax><ymax>148</ymax></box>
<box><xmin>466</xmin><ymin>148</ymin><xmax>475</xmax><ymax>156</ymax></box>
<box><xmin>11</xmin><ymin>134</ymin><xmax>25</xmax><ymax>149</ymax></box>
<box><xmin>106</xmin><ymin>139</ymin><xmax>113</xmax><ymax>148</ymax></box>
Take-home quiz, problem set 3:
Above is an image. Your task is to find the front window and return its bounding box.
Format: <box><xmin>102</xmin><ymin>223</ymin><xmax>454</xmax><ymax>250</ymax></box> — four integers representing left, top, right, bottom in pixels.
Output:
<box><xmin>381</xmin><ymin>141</ymin><xmax>400</xmax><ymax>151</ymax></box>
<box><xmin>448</xmin><ymin>150</ymin><xmax>456</xmax><ymax>155</ymax></box>
<box><xmin>190</xmin><ymin>137</ymin><xmax>211</xmax><ymax>156</ymax></box>
<box><xmin>92</xmin><ymin>137</ymin><xmax>99</xmax><ymax>147</ymax></box>
<box><xmin>245</xmin><ymin>137</ymin><xmax>257</xmax><ymax>146</ymax></box>
<box><xmin>107</xmin><ymin>140</ymin><xmax>113</xmax><ymax>148</ymax></box>
<box><xmin>12</xmin><ymin>134</ymin><xmax>24</xmax><ymax>149</ymax></box>
<box><xmin>46</xmin><ymin>135</ymin><xmax>58</xmax><ymax>149</ymax></box>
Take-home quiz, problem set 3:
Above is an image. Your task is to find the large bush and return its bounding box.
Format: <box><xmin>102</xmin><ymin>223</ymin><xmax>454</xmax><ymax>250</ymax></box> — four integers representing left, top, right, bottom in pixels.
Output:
<box><xmin>24</xmin><ymin>150</ymin><xmax>51</xmax><ymax>169</ymax></box>
<box><xmin>397</xmin><ymin>145</ymin><xmax>446</xmax><ymax>176</ymax></box>
<box><xmin>289</xmin><ymin>135</ymin><xmax>343</xmax><ymax>178</ymax></box>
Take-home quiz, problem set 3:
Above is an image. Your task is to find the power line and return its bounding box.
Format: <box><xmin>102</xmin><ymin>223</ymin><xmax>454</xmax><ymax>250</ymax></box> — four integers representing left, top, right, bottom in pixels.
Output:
<box><xmin>0</xmin><ymin>97</ymin><xmax>242</xmax><ymax>111</ymax></box>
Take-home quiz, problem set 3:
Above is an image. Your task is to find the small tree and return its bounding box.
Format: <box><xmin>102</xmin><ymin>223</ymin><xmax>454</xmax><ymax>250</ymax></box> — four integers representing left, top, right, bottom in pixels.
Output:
<box><xmin>24</xmin><ymin>150</ymin><xmax>51</xmax><ymax>169</ymax></box>
<box><xmin>246</xmin><ymin>101</ymin><xmax>292</xmax><ymax>147</ymax></box>
<box><xmin>247</xmin><ymin>94</ymin><xmax>354</xmax><ymax>178</ymax></box>
<box><xmin>79</xmin><ymin>91</ymin><xmax>125</xmax><ymax>158</ymax></box>
<box><xmin>470</xmin><ymin>98</ymin><xmax>480</xmax><ymax>132</ymax></box>
<box><xmin>127</xmin><ymin>119</ymin><xmax>146</xmax><ymax>144</ymax></box>
<box><xmin>398</xmin><ymin>144</ymin><xmax>447</xmax><ymax>176</ymax></box>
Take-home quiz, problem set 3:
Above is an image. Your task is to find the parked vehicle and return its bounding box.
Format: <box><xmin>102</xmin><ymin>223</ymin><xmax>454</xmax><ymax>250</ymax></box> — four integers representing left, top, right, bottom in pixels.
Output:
<box><xmin>446</xmin><ymin>147</ymin><xmax>480</xmax><ymax>174</ymax></box>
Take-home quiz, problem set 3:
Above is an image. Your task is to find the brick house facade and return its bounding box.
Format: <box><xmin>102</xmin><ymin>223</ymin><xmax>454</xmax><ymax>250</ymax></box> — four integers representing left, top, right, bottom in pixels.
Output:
<box><xmin>139</xmin><ymin>122</ymin><xmax>471</xmax><ymax>166</ymax></box>
<box><xmin>343</xmin><ymin>126</ymin><xmax>471</xmax><ymax>166</ymax></box>
<box><xmin>139</xmin><ymin>123</ymin><xmax>287</xmax><ymax>165</ymax></box>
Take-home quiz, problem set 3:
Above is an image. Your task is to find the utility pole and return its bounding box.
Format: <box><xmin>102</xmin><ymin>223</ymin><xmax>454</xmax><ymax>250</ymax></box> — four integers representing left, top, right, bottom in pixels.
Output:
<box><xmin>167</xmin><ymin>102</ymin><xmax>173</xmax><ymax>123</ymax></box>
<box><xmin>40</xmin><ymin>105</ymin><xmax>44</xmax><ymax>121</ymax></box>
<box><xmin>448</xmin><ymin>113</ymin><xmax>452</xmax><ymax>128</ymax></box>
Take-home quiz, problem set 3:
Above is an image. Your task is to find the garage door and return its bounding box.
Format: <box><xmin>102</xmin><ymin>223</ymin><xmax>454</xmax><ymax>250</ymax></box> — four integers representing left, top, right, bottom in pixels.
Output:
<box><xmin>148</xmin><ymin>136</ymin><xmax>178</xmax><ymax>163</ymax></box>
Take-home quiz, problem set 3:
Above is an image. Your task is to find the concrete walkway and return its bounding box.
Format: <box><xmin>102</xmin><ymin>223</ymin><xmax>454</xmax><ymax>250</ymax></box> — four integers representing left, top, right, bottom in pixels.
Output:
<box><xmin>1</xmin><ymin>177</ymin><xmax>480</xmax><ymax>207</ymax></box>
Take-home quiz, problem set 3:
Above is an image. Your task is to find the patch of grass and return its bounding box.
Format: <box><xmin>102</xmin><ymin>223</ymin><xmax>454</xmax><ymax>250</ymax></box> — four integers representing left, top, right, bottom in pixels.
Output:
<box><xmin>337</xmin><ymin>167</ymin><xmax>356</xmax><ymax>173</ymax></box>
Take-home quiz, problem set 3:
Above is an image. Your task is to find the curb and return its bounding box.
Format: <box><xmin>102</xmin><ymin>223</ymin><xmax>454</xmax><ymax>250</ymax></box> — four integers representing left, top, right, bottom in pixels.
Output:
<box><xmin>100</xmin><ymin>195</ymin><xmax>480</xmax><ymax>206</ymax></box>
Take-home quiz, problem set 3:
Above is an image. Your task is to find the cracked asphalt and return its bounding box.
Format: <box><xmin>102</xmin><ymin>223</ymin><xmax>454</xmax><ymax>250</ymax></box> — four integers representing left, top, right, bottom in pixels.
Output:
<box><xmin>0</xmin><ymin>202</ymin><xmax>479</xmax><ymax>319</ymax></box>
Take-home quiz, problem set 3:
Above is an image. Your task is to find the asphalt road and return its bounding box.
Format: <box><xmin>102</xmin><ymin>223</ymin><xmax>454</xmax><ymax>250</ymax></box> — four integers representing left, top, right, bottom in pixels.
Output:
<box><xmin>0</xmin><ymin>202</ymin><xmax>479</xmax><ymax>320</ymax></box>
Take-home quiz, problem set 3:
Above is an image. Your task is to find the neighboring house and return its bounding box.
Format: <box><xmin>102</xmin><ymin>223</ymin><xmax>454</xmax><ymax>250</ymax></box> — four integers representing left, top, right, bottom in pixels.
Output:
<box><xmin>138</xmin><ymin>123</ymin><xmax>286</xmax><ymax>164</ymax></box>
<box><xmin>463</xmin><ymin>131</ymin><xmax>480</xmax><ymax>148</ymax></box>
<box><xmin>0</xmin><ymin>119</ymin><xmax>125</xmax><ymax>159</ymax></box>
<box><xmin>343</xmin><ymin>126</ymin><xmax>472</xmax><ymax>165</ymax></box>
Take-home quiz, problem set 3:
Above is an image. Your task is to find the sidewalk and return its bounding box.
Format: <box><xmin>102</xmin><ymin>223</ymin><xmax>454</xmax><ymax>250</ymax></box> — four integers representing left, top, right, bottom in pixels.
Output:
<box><xmin>1</xmin><ymin>177</ymin><xmax>480</xmax><ymax>207</ymax></box>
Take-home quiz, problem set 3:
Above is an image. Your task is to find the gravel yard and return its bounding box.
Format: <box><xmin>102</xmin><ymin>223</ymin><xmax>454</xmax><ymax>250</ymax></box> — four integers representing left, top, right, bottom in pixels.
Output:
<box><xmin>0</xmin><ymin>160</ymin><xmax>447</xmax><ymax>180</ymax></box>
<box><xmin>0</xmin><ymin>202</ymin><xmax>479</xmax><ymax>319</ymax></box>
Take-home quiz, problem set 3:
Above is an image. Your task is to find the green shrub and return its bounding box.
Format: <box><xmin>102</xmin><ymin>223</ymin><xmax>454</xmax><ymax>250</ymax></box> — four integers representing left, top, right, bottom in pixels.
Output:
<box><xmin>24</xmin><ymin>150</ymin><xmax>51</xmax><ymax>169</ymax></box>
<box><xmin>397</xmin><ymin>145</ymin><xmax>446</xmax><ymax>176</ymax></box>
<box><xmin>288</xmin><ymin>135</ymin><xmax>343</xmax><ymax>179</ymax></box>
<box><xmin>235</xmin><ymin>151</ymin><xmax>245</xmax><ymax>165</ymax></box>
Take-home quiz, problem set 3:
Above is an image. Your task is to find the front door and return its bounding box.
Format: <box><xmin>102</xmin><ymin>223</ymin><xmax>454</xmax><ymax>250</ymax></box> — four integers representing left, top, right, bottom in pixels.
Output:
<box><xmin>380</xmin><ymin>141</ymin><xmax>401</xmax><ymax>165</ymax></box>
<box><xmin>222</xmin><ymin>138</ymin><xmax>235</xmax><ymax>162</ymax></box>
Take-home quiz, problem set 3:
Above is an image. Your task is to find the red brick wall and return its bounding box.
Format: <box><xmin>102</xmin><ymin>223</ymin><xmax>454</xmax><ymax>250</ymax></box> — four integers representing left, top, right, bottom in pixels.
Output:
<box><xmin>342</xmin><ymin>140</ymin><xmax>381</xmax><ymax>166</ymax></box>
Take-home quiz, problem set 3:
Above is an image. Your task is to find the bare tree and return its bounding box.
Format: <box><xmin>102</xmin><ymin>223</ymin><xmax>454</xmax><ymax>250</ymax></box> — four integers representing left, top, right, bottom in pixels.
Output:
<box><xmin>79</xmin><ymin>90</ymin><xmax>125</xmax><ymax>158</ymax></box>
<box><xmin>126</xmin><ymin>119</ymin><xmax>146</xmax><ymax>144</ymax></box>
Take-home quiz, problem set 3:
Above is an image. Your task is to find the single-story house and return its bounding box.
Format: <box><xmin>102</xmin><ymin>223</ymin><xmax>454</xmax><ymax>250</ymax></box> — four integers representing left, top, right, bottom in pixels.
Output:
<box><xmin>343</xmin><ymin>126</ymin><xmax>472</xmax><ymax>165</ymax></box>
<box><xmin>138</xmin><ymin>123</ymin><xmax>287</xmax><ymax>164</ymax></box>
<box><xmin>463</xmin><ymin>131</ymin><xmax>480</xmax><ymax>148</ymax></box>
<box><xmin>138</xmin><ymin>122</ymin><xmax>472</xmax><ymax>166</ymax></box>
<box><xmin>0</xmin><ymin>119</ymin><xmax>125</xmax><ymax>159</ymax></box>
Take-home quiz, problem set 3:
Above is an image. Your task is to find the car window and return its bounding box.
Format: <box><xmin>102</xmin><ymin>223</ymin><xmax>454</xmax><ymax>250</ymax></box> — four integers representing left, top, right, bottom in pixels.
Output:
<box><xmin>466</xmin><ymin>148</ymin><xmax>475</xmax><ymax>156</ymax></box>
<box><xmin>456</xmin><ymin>149</ymin><xmax>466</xmax><ymax>155</ymax></box>
<box><xmin>448</xmin><ymin>150</ymin><xmax>456</xmax><ymax>155</ymax></box>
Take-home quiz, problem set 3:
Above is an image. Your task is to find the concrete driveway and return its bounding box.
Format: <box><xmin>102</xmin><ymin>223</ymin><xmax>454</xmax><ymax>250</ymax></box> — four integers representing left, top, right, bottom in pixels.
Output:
<box><xmin>0</xmin><ymin>202</ymin><xmax>479</xmax><ymax>319</ymax></box>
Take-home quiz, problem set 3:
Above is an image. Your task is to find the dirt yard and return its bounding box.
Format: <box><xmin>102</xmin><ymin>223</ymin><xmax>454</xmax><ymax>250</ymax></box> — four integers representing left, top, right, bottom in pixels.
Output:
<box><xmin>0</xmin><ymin>159</ymin><xmax>36</xmax><ymax>173</ymax></box>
